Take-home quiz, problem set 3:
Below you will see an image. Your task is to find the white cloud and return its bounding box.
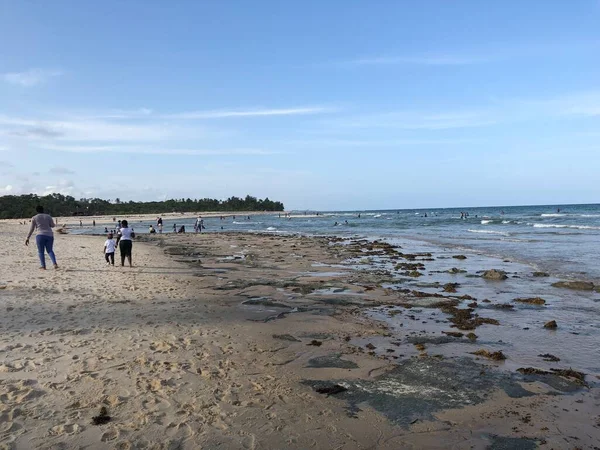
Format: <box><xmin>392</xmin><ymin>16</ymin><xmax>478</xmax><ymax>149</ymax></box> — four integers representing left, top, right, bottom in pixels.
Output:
<box><xmin>324</xmin><ymin>111</ymin><xmax>495</xmax><ymax>130</ymax></box>
<box><xmin>2</xmin><ymin>69</ymin><xmax>62</xmax><ymax>87</ymax></box>
<box><xmin>38</xmin><ymin>143</ymin><xmax>281</xmax><ymax>156</ymax></box>
<box><xmin>164</xmin><ymin>106</ymin><xmax>335</xmax><ymax>120</ymax></box>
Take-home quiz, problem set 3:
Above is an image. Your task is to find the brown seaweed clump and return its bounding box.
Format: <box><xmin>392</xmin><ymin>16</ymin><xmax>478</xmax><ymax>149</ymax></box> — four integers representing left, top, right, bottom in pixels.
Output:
<box><xmin>466</xmin><ymin>333</ymin><xmax>478</xmax><ymax>341</ymax></box>
<box><xmin>514</xmin><ymin>297</ymin><xmax>546</xmax><ymax>305</ymax></box>
<box><xmin>440</xmin><ymin>305</ymin><xmax>499</xmax><ymax>330</ymax></box>
<box><xmin>472</xmin><ymin>349</ymin><xmax>507</xmax><ymax>361</ymax></box>
<box><xmin>543</xmin><ymin>320</ymin><xmax>558</xmax><ymax>329</ymax></box>
<box><xmin>517</xmin><ymin>367</ymin><xmax>586</xmax><ymax>385</ymax></box>
<box><xmin>442</xmin><ymin>283</ymin><xmax>459</xmax><ymax>293</ymax></box>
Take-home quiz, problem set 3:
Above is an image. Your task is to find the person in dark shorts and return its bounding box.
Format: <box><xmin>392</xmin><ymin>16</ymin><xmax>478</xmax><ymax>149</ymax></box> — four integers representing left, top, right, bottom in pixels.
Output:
<box><xmin>104</xmin><ymin>233</ymin><xmax>116</xmax><ymax>266</ymax></box>
<box><xmin>116</xmin><ymin>220</ymin><xmax>135</xmax><ymax>267</ymax></box>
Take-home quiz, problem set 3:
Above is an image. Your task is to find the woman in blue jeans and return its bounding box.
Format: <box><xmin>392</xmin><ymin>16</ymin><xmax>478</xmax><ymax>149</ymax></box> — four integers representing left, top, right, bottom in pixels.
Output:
<box><xmin>25</xmin><ymin>205</ymin><xmax>58</xmax><ymax>270</ymax></box>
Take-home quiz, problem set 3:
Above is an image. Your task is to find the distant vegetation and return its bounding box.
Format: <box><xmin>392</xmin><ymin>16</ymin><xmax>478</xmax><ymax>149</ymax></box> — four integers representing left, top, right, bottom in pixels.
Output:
<box><xmin>0</xmin><ymin>193</ymin><xmax>285</xmax><ymax>219</ymax></box>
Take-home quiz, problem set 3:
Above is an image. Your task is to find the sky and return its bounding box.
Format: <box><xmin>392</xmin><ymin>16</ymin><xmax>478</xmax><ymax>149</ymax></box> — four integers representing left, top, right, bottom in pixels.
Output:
<box><xmin>1</xmin><ymin>1</ymin><xmax>599</xmax><ymax>210</ymax></box>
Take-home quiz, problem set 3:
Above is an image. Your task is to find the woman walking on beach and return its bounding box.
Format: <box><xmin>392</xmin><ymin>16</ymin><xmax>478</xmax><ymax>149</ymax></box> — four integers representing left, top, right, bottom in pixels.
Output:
<box><xmin>25</xmin><ymin>205</ymin><xmax>58</xmax><ymax>270</ymax></box>
<box><xmin>116</xmin><ymin>219</ymin><xmax>135</xmax><ymax>267</ymax></box>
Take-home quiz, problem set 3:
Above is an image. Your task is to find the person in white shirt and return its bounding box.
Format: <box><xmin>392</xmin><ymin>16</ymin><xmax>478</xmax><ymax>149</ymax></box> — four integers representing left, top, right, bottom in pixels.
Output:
<box><xmin>103</xmin><ymin>233</ymin><xmax>116</xmax><ymax>266</ymax></box>
<box><xmin>115</xmin><ymin>219</ymin><xmax>135</xmax><ymax>267</ymax></box>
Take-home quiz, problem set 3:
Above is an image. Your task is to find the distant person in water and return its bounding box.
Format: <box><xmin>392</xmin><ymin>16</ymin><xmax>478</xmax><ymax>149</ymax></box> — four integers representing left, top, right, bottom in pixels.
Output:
<box><xmin>149</xmin><ymin>225</ymin><xmax>156</xmax><ymax>234</ymax></box>
<box><xmin>358</xmin><ymin>213</ymin><xmax>361</xmax><ymax>218</ymax></box>
<box><xmin>157</xmin><ymin>216</ymin><xmax>163</xmax><ymax>233</ymax></box>
<box><xmin>93</xmin><ymin>220</ymin><xmax>96</xmax><ymax>226</ymax></box>
<box><xmin>80</xmin><ymin>220</ymin><xmax>83</xmax><ymax>227</ymax></box>
<box><xmin>334</xmin><ymin>221</ymin><xmax>338</xmax><ymax>226</ymax></box>
<box><xmin>173</xmin><ymin>223</ymin><xmax>177</xmax><ymax>233</ymax></box>
<box><xmin>104</xmin><ymin>227</ymin><xmax>109</xmax><ymax>233</ymax></box>
<box><xmin>25</xmin><ymin>205</ymin><xmax>58</xmax><ymax>270</ymax></box>
<box><xmin>178</xmin><ymin>225</ymin><xmax>186</xmax><ymax>233</ymax></box>
<box><xmin>116</xmin><ymin>219</ymin><xmax>134</xmax><ymax>267</ymax></box>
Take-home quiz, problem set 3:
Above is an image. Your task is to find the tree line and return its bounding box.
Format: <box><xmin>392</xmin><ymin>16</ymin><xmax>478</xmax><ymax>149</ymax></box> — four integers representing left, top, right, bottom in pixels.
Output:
<box><xmin>0</xmin><ymin>193</ymin><xmax>285</xmax><ymax>219</ymax></box>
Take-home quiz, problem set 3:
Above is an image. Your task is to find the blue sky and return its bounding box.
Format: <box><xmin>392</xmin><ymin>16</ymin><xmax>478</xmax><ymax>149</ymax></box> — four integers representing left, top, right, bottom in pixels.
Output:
<box><xmin>1</xmin><ymin>1</ymin><xmax>599</xmax><ymax>210</ymax></box>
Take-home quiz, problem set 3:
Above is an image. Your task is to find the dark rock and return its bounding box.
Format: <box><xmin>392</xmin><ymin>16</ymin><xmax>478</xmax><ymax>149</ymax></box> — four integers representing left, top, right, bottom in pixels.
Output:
<box><xmin>467</xmin><ymin>301</ymin><xmax>478</xmax><ymax>308</ymax></box>
<box><xmin>442</xmin><ymin>331</ymin><xmax>464</xmax><ymax>338</ymax></box>
<box><xmin>365</xmin><ymin>343</ymin><xmax>376</xmax><ymax>350</ymax></box>
<box><xmin>543</xmin><ymin>320</ymin><xmax>557</xmax><ymax>329</ymax></box>
<box><xmin>538</xmin><ymin>353</ymin><xmax>560</xmax><ymax>362</ymax></box>
<box><xmin>466</xmin><ymin>333</ymin><xmax>477</xmax><ymax>340</ymax></box>
<box><xmin>448</xmin><ymin>267</ymin><xmax>467</xmax><ymax>274</ymax></box>
<box><xmin>482</xmin><ymin>269</ymin><xmax>508</xmax><ymax>280</ymax></box>
<box><xmin>314</xmin><ymin>383</ymin><xmax>348</xmax><ymax>396</ymax></box>
<box><xmin>552</xmin><ymin>280</ymin><xmax>595</xmax><ymax>291</ymax></box>
<box><xmin>308</xmin><ymin>340</ymin><xmax>323</xmax><ymax>346</ymax></box>
<box><xmin>307</xmin><ymin>354</ymin><xmax>359</xmax><ymax>369</ymax></box>
<box><xmin>452</xmin><ymin>255</ymin><xmax>467</xmax><ymax>260</ymax></box>
<box><xmin>490</xmin><ymin>303</ymin><xmax>514</xmax><ymax>310</ymax></box>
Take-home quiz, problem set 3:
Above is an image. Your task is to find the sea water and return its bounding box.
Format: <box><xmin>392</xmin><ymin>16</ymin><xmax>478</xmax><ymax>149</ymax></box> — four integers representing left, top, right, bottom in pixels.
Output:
<box><xmin>79</xmin><ymin>203</ymin><xmax>600</xmax><ymax>282</ymax></box>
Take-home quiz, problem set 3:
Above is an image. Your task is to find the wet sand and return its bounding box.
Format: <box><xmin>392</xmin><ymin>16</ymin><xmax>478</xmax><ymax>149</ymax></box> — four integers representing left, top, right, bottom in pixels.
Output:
<box><xmin>1</xmin><ymin>222</ymin><xmax>599</xmax><ymax>449</ymax></box>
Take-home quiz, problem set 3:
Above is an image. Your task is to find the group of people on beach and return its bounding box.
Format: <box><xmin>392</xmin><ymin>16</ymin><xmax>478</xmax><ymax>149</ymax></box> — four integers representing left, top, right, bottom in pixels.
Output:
<box><xmin>26</xmin><ymin>206</ymin><xmax>135</xmax><ymax>269</ymax></box>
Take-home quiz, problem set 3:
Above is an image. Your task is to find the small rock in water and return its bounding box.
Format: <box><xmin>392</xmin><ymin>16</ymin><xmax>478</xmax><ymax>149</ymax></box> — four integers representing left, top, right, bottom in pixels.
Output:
<box><xmin>307</xmin><ymin>340</ymin><xmax>323</xmax><ymax>347</ymax></box>
<box><xmin>452</xmin><ymin>255</ymin><xmax>467</xmax><ymax>260</ymax></box>
<box><xmin>514</xmin><ymin>297</ymin><xmax>546</xmax><ymax>305</ymax></box>
<box><xmin>365</xmin><ymin>343</ymin><xmax>376</xmax><ymax>350</ymax></box>
<box><xmin>92</xmin><ymin>406</ymin><xmax>111</xmax><ymax>425</ymax></box>
<box><xmin>466</xmin><ymin>332</ymin><xmax>478</xmax><ymax>340</ymax></box>
<box><xmin>532</xmin><ymin>272</ymin><xmax>550</xmax><ymax>277</ymax></box>
<box><xmin>543</xmin><ymin>320</ymin><xmax>558</xmax><ymax>329</ymax></box>
<box><xmin>551</xmin><ymin>280</ymin><xmax>595</xmax><ymax>291</ymax></box>
<box><xmin>482</xmin><ymin>269</ymin><xmax>508</xmax><ymax>280</ymax></box>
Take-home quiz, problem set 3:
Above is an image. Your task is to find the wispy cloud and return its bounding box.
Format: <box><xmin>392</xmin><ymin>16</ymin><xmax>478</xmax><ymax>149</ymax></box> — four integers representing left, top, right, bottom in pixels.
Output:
<box><xmin>2</xmin><ymin>68</ymin><xmax>62</xmax><ymax>87</ymax></box>
<box><xmin>345</xmin><ymin>54</ymin><xmax>489</xmax><ymax>67</ymax></box>
<box><xmin>323</xmin><ymin>111</ymin><xmax>495</xmax><ymax>130</ymax></box>
<box><xmin>164</xmin><ymin>106</ymin><xmax>335</xmax><ymax>120</ymax></box>
<box><xmin>38</xmin><ymin>143</ymin><xmax>281</xmax><ymax>156</ymax></box>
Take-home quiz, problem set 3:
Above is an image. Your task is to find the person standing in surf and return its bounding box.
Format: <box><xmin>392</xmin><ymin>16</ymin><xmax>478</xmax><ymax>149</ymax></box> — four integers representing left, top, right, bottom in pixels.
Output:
<box><xmin>25</xmin><ymin>205</ymin><xmax>58</xmax><ymax>270</ymax></box>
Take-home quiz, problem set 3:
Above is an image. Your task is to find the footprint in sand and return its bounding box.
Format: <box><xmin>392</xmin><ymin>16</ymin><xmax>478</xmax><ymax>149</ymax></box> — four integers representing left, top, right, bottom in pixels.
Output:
<box><xmin>100</xmin><ymin>427</ymin><xmax>119</xmax><ymax>441</ymax></box>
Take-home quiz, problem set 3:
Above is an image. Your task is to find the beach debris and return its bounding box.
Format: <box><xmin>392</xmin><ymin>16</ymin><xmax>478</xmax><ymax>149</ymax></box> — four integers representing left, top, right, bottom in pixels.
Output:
<box><xmin>539</xmin><ymin>353</ymin><xmax>560</xmax><ymax>362</ymax></box>
<box><xmin>442</xmin><ymin>283</ymin><xmax>459</xmax><ymax>293</ymax></box>
<box><xmin>466</xmin><ymin>333</ymin><xmax>478</xmax><ymax>340</ymax></box>
<box><xmin>314</xmin><ymin>383</ymin><xmax>348</xmax><ymax>396</ymax></box>
<box><xmin>543</xmin><ymin>320</ymin><xmax>558</xmax><ymax>329</ymax></box>
<box><xmin>452</xmin><ymin>255</ymin><xmax>467</xmax><ymax>260</ymax></box>
<box><xmin>448</xmin><ymin>267</ymin><xmax>467</xmax><ymax>274</ymax></box>
<box><xmin>514</xmin><ymin>297</ymin><xmax>546</xmax><ymax>305</ymax></box>
<box><xmin>551</xmin><ymin>280</ymin><xmax>595</xmax><ymax>291</ymax></box>
<box><xmin>532</xmin><ymin>272</ymin><xmax>550</xmax><ymax>277</ymax></box>
<box><xmin>272</xmin><ymin>334</ymin><xmax>301</xmax><ymax>342</ymax></box>
<box><xmin>471</xmin><ymin>349</ymin><xmax>507</xmax><ymax>361</ymax></box>
<box><xmin>481</xmin><ymin>269</ymin><xmax>508</xmax><ymax>280</ymax></box>
<box><xmin>307</xmin><ymin>340</ymin><xmax>323</xmax><ymax>347</ymax></box>
<box><xmin>92</xmin><ymin>406</ymin><xmax>111</xmax><ymax>425</ymax></box>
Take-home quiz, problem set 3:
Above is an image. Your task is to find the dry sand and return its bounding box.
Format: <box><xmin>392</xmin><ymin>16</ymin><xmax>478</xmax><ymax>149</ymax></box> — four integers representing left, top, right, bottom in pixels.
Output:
<box><xmin>1</xmin><ymin>222</ymin><xmax>599</xmax><ymax>449</ymax></box>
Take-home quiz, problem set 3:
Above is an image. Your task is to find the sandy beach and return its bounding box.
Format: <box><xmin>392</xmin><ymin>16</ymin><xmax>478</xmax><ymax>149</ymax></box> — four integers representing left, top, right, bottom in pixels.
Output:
<box><xmin>1</xmin><ymin>221</ymin><xmax>599</xmax><ymax>449</ymax></box>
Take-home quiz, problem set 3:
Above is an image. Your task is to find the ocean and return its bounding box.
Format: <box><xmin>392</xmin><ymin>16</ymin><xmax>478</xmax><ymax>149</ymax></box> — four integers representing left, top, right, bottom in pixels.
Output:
<box><xmin>79</xmin><ymin>203</ymin><xmax>600</xmax><ymax>283</ymax></box>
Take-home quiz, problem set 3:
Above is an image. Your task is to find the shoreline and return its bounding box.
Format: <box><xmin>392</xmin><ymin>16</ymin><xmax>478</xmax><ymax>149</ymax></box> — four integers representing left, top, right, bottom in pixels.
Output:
<box><xmin>1</xmin><ymin>223</ymin><xmax>599</xmax><ymax>448</ymax></box>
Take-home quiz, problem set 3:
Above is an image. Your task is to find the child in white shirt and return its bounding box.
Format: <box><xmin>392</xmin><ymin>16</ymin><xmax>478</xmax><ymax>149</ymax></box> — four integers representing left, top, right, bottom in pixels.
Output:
<box><xmin>104</xmin><ymin>233</ymin><xmax>116</xmax><ymax>266</ymax></box>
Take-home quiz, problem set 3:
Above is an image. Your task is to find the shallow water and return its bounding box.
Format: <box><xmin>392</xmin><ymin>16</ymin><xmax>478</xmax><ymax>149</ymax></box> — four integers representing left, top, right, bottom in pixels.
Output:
<box><xmin>76</xmin><ymin>203</ymin><xmax>600</xmax><ymax>282</ymax></box>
